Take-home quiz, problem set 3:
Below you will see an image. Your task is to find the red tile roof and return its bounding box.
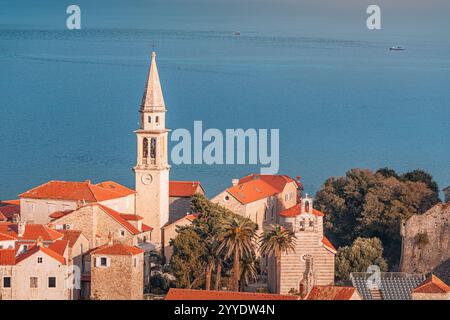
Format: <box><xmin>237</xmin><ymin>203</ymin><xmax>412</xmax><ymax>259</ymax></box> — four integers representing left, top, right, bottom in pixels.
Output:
<box><xmin>0</xmin><ymin>249</ymin><xmax>16</xmax><ymax>265</ymax></box>
<box><xmin>141</xmin><ymin>224</ymin><xmax>153</xmax><ymax>232</ymax></box>
<box><xmin>169</xmin><ymin>181</ymin><xmax>203</xmax><ymax>197</ymax></box>
<box><xmin>0</xmin><ymin>204</ymin><xmax>20</xmax><ymax>221</ymax></box>
<box><xmin>1</xmin><ymin>199</ymin><xmax>20</xmax><ymax>206</ymax></box>
<box><xmin>0</xmin><ymin>222</ymin><xmax>63</xmax><ymax>242</ymax></box>
<box><xmin>59</xmin><ymin>230</ymin><xmax>83</xmax><ymax>248</ymax></box>
<box><xmin>306</xmin><ymin>286</ymin><xmax>358</xmax><ymax>300</ymax></box>
<box><xmin>19</xmin><ymin>180</ymin><xmax>134</xmax><ymax>202</ymax></box>
<box><xmin>279</xmin><ymin>203</ymin><xmax>325</xmax><ymax>218</ymax></box>
<box><xmin>0</xmin><ymin>232</ymin><xmax>16</xmax><ymax>241</ymax></box>
<box><xmin>120</xmin><ymin>214</ymin><xmax>144</xmax><ymax>221</ymax></box>
<box><xmin>48</xmin><ymin>240</ymin><xmax>69</xmax><ymax>256</ymax></box>
<box><xmin>51</xmin><ymin>204</ymin><xmax>145</xmax><ymax>235</ymax></box>
<box><xmin>165</xmin><ymin>288</ymin><xmax>300</xmax><ymax>300</ymax></box>
<box><xmin>49</xmin><ymin>210</ymin><xmax>74</xmax><ymax>219</ymax></box>
<box><xmin>227</xmin><ymin>175</ymin><xmax>296</xmax><ymax>205</ymax></box>
<box><xmin>413</xmin><ymin>275</ymin><xmax>450</xmax><ymax>294</ymax></box>
<box><xmin>15</xmin><ymin>245</ymin><xmax>66</xmax><ymax>265</ymax></box>
<box><xmin>91</xmin><ymin>242</ymin><xmax>144</xmax><ymax>256</ymax></box>
<box><xmin>96</xmin><ymin>204</ymin><xmax>141</xmax><ymax>235</ymax></box>
<box><xmin>322</xmin><ymin>236</ymin><xmax>337</xmax><ymax>253</ymax></box>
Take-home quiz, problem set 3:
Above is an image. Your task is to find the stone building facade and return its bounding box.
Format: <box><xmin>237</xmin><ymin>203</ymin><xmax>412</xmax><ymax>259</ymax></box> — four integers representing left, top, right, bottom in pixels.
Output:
<box><xmin>212</xmin><ymin>174</ymin><xmax>299</xmax><ymax>234</ymax></box>
<box><xmin>49</xmin><ymin>203</ymin><xmax>152</xmax><ymax>249</ymax></box>
<box><xmin>400</xmin><ymin>203</ymin><xmax>450</xmax><ymax>283</ymax></box>
<box><xmin>273</xmin><ymin>195</ymin><xmax>336</xmax><ymax>295</ymax></box>
<box><xmin>19</xmin><ymin>180</ymin><xmax>136</xmax><ymax>224</ymax></box>
<box><xmin>90</xmin><ymin>242</ymin><xmax>144</xmax><ymax>300</ymax></box>
<box><xmin>169</xmin><ymin>181</ymin><xmax>204</xmax><ymax>223</ymax></box>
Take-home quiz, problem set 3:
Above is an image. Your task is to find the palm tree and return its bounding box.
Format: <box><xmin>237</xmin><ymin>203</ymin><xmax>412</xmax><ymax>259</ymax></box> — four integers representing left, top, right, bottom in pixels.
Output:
<box><xmin>259</xmin><ymin>224</ymin><xmax>296</xmax><ymax>293</ymax></box>
<box><xmin>217</xmin><ymin>217</ymin><xmax>257</xmax><ymax>291</ymax></box>
<box><xmin>239</xmin><ymin>254</ymin><xmax>258</xmax><ymax>291</ymax></box>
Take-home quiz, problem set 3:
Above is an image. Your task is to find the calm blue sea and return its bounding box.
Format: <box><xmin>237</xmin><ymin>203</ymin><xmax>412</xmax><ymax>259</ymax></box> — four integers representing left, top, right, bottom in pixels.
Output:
<box><xmin>1</xmin><ymin>0</ymin><xmax>449</xmax><ymax>199</ymax></box>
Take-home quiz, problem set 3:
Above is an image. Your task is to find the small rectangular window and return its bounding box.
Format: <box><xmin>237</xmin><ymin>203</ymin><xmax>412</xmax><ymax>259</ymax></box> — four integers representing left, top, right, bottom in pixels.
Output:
<box><xmin>3</xmin><ymin>277</ymin><xmax>11</xmax><ymax>288</ymax></box>
<box><xmin>48</xmin><ymin>277</ymin><xmax>56</xmax><ymax>288</ymax></box>
<box><xmin>37</xmin><ymin>257</ymin><xmax>43</xmax><ymax>264</ymax></box>
<box><xmin>100</xmin><ymin>257</ymin><xmax>108</xmax><ymax>267</ymax></box>
<box><xmin>156</xmin><ymin>116</ymin><xmax>159</xmax><ymax>123</ymax></box>
<box><xmin>148</xmin><ymin>116</ymin><xmax>152</xmax><ymax>123</ymax></box>
<box><xmin>30</xmin><ymin>277</ymin><xmax>38</xmax><ymax>288</ymax></box>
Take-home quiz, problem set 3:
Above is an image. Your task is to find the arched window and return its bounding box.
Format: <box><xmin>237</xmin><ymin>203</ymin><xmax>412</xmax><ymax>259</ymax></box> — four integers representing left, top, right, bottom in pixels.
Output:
<box><xmin>150</xmin><ymin>137</ymin><xmax>157</xmax><ymax>159</ymax></box>
<box><xmin>304</xmin><ymin>200</ymin><xmax>310</xmax><ymax>213</ymax></box>
<box><xmin>143</xmin><ymin>138</ymin><xmax>149</xmax><ymax>158</ymax></box>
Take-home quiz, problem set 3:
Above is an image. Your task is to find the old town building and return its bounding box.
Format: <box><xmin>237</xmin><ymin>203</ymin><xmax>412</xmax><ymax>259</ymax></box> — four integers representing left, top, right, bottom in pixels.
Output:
<box><xmin>89</xmin><ymin>241</ymin><xmax>144</xmax><ymax>300</ymax></box>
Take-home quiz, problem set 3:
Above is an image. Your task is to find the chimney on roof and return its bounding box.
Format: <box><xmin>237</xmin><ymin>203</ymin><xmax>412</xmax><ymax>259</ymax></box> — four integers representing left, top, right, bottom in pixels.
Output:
<box><xmin>107</xmin><ymin>232</ymin><xmax>114</xmax><ymax>246</ymax></box>
<box><xmin>18</xmin><ymin>219</ymin><xmax>26</xmax><ymax>237</ymax></box>
<box><xmin>12</xmin><ymin>213</ymin><xmax>20</xmax><ymax>223</ymax></box>
<box><xmin>232</xmin><ymin>179</ymin><xmax>239</xmax><ymax>186</ymax></box>
<box><xmin>36</xmin><ymin>235</ymin><xmax>44</xmax><ymax>247</ymax></box>
<box><xmin>85</xmin><ymin>179</ymin><xmax>91</xmax><ymax>184</ymax></box>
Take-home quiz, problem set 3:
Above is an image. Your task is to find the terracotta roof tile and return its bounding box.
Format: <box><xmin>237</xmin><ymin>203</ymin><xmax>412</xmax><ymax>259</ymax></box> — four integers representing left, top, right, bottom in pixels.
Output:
<box><xmin>226</xmin><ymin>175</ymin><xmax>297</xmax><ymax>205</ymax></box>
<box><xmin>141</xmin><ymin>224</ymin><xmax>153</xmax><ymax>232</ymax></box>
<box><xmin>15</xmin><ymin>245</ymin><xmax>65</xmax><ymax>265</ymax></box>
<box><xmin>0</xmin><ymin>232</ymin><xmax>16</xmax><ymax>241</ymax></box>
<box><xmin>0</xmin><ymin>249</ymin><xmax>16</xmax><ymax>265</ymax></box>
<box><xmin>322</xmin><ymin>236</ymin><xmax>337</xmax><ymax>253</ymax></box>
<box><xmin>306</xmin><ymin>286</ymin><xmax>357</xmax><ymax>300</ymax></box>
<box><xmin>0</xmin><ymin>222</ymin><xmax>63</xmax><ymax>242</ymax></box>
<box><xmin>280</xmin><ymin>203</ymin><xmax>325</xmax><ymax>218</ymax></box>
<box><xmin>49</xmin><ymin>210</ymin><xmax>74</xmax><ymax>219</ymax></box>
<box><xmin>169</xmin><ymin>181</ymin><xmax>203</xmax><ymax>197</ymax></box>
<box><xmin>165</xmin><ymin>288</ymin><xmax>300</xmax><ymax>300</ymax></box>
<box><xmin>1</xmin><ymin>199</ymin><xmax>20</xmax><ymax>205</ymax></box>
<box><xmin>20</xmin><ymin>180</ymin><xmax>134</xmax><ymax>202</ymax></box>
<box><xmin>0</xmin><ymin>204</ymin><xmax>20</xmax><ymax>221</ymax></box>
<box><xmin>413</xmin><ymin>274</ymin><xmax>450</xmax><ymax>294</ymax></box>
<box><xmin>96</xmin><ymin>204</ymin><xmax>141</xmax><ymax>235</ymax></box>
<box><xmin>120</xmin><ymin>214</ymin><xmax>144</xmax><ymax>221</ymax></box>
<box><xmin>48</xmin><ymin>240</ymin><xmax>69</xmax><ymax>256</ymax></box>
<box><xmin>91</xmin><ymin>242</ymin><xmax>144</xmax><ymax>256</ymax></box>
<box><xmin>59</xmin><ymin>230</ymin><xmax>83</xmax><ymax>248</ymax></box>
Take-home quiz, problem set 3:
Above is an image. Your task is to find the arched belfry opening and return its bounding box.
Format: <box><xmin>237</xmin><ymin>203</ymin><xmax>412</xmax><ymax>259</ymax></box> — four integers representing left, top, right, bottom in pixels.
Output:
<box><xmin>143</xmin><ymin>138</ymin><xmax>149</xmax><ymax>158</ymax></box>
<box><xmin>150</xmin><ymin>137</ymin><xmax>157</xmax><ymax>159</ymax></box>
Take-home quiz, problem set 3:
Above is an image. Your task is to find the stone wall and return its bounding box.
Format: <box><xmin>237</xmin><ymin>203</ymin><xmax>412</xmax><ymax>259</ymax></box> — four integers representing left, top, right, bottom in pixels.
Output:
<box><xmin>400</xmin><ymin>203</ymin><xmax>450</xmax><ymax>283</ymax></box>
<box><xmin>91</xmin><ymin>253</ymin><xmax>144</xmax><ymax>300</ymax></box>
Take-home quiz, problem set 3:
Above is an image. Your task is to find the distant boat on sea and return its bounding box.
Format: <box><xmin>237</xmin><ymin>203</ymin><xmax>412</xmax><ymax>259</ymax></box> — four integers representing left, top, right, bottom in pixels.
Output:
<box><xmin>390</xmin><ymin>46</ymin><xmax>405</xmax><ymax>51</ymax></box>
<box><xmin>233</xmin><ymin>31</ymin><xmax>241</xmax><ymax>36</ymax></box>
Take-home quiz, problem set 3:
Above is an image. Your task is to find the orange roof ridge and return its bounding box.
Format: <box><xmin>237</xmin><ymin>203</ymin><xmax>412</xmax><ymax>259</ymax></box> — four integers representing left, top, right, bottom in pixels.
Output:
<box><xmin>15</xmin><ymin>245</ymin><xmax>65</xmax><ymax>265</ymax></box>
<box><xmin>96</xmin><ymin>204</ymin><xmax>140</xmax><ymax>235</ymax></box>
<box><xmin>306</xmin><ymin>286</ymin><xmax>357</xmax><ymax>300</ymax></box>
<box><xmin>169</xmin><ymin>181</ymin><xmax>203</xmax><ymax>197</ymax></box>
<box><xmin>413</xmin><ymin>274</ymin><xmax>450</xmax><ymax>294</ymax></box>
<box><xmin>91</xmin><ymin>242</ymin><xmax>144</xmax><ymax>256</ymax></box>
<box><xmin>322</xmin><ymin>236</ymin><xmax>337</xmax><ymax>253</ymax></box>
<box><xmin>165</xmin><ymin>288</ymin><xmax>299</xmax><ymax>300</ymax></box>
<box><xmin>20</xmin><ymin>180</ymin><xmax>134</xmax><ymax>202</ymax></box>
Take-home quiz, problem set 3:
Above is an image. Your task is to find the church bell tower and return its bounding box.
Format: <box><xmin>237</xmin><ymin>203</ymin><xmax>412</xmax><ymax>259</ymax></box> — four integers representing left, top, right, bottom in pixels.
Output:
<box><xmin>134</xmin><ymin>51</ymin><xmax>170</xmax><ymax>246</ymax></box>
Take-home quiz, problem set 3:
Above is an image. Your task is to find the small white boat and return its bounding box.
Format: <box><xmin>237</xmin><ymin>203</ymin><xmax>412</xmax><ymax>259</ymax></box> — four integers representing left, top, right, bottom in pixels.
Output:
<box><xmin>390</xmin><ymin>46</ymin><xmax>405</xmax><ymax>51</ymax></box>
<box><xmin>233</xmin><ymin>31</ymin><xmax>241</xmax><ymax>36</ymax></box>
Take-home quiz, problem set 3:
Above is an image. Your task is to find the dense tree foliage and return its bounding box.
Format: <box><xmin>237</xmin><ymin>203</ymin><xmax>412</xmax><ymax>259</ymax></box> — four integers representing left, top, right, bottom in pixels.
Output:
<box><xmin>335</xmin><ymin>237</ymin><xmax>388</xmax><ymax>284</ymax></box>
<box><xmin>170</xmin><ymin>194</ymin><xmax>258</xmax><ymax>291</ymax></box>
<box><xmin>315</xmin><ymin>168</ymin><xmax>439</xmax><ymax>270</ymax></box>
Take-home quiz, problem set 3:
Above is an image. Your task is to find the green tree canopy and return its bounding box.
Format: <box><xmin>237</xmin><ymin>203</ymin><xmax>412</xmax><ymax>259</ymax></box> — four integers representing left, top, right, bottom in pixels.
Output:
<box><xmin>335</xmin><ymin>237</ymin><xmax>388</xmax><ymax>284</ymax></box>
<box><xmin>315</xmin><ymin>168</ymin><xmax>439</xmax><ymax>269</ymax></box>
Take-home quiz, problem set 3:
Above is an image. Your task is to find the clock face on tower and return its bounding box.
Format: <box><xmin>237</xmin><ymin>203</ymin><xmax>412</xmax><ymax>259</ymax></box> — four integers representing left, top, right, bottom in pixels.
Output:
<box><xmin>141</xmin><ymin>173</ymin><xmax>153</xmax><ymax>185</ymax></box>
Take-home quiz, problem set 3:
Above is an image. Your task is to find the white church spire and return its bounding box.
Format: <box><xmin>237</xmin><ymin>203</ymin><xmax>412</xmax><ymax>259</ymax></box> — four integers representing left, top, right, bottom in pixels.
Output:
<box><xmin>141</xmin><ymin>51</ymin><xmax>165</xmax><ymax>110</ymax></box>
